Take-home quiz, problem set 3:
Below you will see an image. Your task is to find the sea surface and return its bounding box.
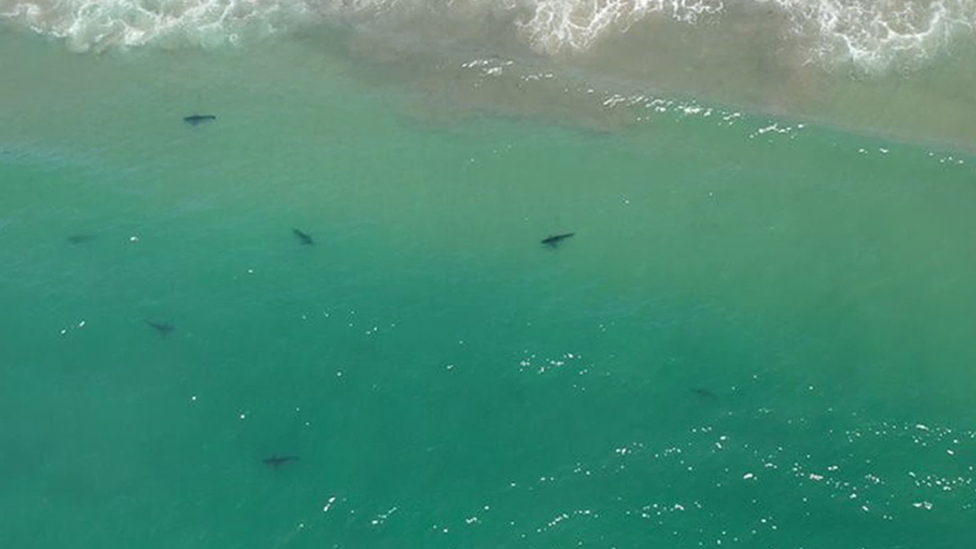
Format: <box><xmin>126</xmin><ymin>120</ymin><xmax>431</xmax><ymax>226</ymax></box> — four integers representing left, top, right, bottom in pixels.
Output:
<box><xmin>2</xmin><ymin>1</ymin><xmax>976</xmax><ymax>548</ymax></box>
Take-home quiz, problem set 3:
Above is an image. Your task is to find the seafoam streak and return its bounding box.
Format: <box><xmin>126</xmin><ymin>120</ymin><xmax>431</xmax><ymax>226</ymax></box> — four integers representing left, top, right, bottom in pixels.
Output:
<box><xmin>0</xmin><ymin>0</ymin><xmax>315</xmax><ymax>51</ymax></box>
<box><xmin>766</xmin><ymin>0</ymin><xmax>976</xmax><ymax>72</ymax></box>
<box><xmin>517</xmin><ymin>0</ymin><xmax>723</xmax><ymax>53</ymax></box>
<box><xmin>0</xmin><ymin>0</ymin><xmax>974</xmax><ymax>72</ymax></box>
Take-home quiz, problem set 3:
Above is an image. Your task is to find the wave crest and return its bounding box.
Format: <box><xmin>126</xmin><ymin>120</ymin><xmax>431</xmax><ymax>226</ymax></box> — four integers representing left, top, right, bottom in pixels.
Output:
<box><xmin>768</xmin><ymin>0</ymin><xmax>976</xmax><ymax>71</ymax></box>
<box><xmin>0</xmin><ymin>0</ymin><xmax>313</xmax><ymax>50</ymax></box>
<box><xmin>516</xmin><ymin>0</ymin><xmax>724</xmax><ymax>53</ymax></box>
<box><xmin>1</xmin><ymin>0</ymin><xmax>974</xmax><ymax>72</ymax></box>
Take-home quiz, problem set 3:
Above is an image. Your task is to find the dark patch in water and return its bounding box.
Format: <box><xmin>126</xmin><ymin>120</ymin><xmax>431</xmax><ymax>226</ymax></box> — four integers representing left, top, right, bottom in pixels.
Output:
<box><xmin>145</xmin><ymin>320</ymin><xmax>175</xmax><ymax>335</ymax></box>
<box><xmin>183</xmin><ymin>114</ymin><xmax>217</xmax><ymax>126</ymax></box>
<box><xmin>292</xmin><ymin>228</ymin><xmax>314</xmax><ymax>245</ymax></box>
<box><xmin>263</xmin><ymin>456</ymin><xmax>300</xmax><ymax>468</ymax></box>
<box><xmin>541</xmin><ymin>232</ymin><xmax>575</xmax><ymax>247</ymax></box>
<box><xmin>66</xmin><ymin>234</ymin><xmax>95</xmax><ymax>244</ymax></box>
<box><xmin>692</xmin><ymin>388</ymin><xmax>718</xmax><ymax>399</ymax></box>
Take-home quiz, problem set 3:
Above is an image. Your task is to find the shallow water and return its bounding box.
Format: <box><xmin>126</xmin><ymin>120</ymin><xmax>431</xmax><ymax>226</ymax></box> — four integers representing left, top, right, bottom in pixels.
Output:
<box><xmin>5</xmin><ymin>0</ymin><xmax>976</xmax><ymax>149</ymax></box>
<box><xmin>2</xmin><ymin>19</ymin><xmax>976</xmax><ymax>549</ymax></box>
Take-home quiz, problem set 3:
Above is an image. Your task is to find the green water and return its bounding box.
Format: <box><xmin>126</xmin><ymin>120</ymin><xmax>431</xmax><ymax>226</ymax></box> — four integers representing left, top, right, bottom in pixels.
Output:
<box><xmin>2</xmin><ymin>30</ymin><xmax>976</xmax><ymax>548</ymax></box>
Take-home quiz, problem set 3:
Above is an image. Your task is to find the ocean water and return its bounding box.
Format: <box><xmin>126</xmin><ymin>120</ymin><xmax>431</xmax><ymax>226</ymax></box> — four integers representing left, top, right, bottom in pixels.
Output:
<box><xmin>2</xmin><ymin>2</ymin><xmax>976</xmax><ymax>548</ymax></box>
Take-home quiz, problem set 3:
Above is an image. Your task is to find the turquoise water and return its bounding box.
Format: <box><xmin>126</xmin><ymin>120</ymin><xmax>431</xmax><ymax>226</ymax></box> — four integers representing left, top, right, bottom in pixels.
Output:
<box><xmin>2</xmin><ymin>25</ymin><xmax>976</xmax><ymax>549</ymax></box>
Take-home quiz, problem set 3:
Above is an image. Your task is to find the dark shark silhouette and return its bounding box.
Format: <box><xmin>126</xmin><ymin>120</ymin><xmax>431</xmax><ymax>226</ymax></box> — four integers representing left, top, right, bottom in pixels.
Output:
<box><xmin>183</xmin><ymin>114</ymin><xmax>216</xmax><ymax>126</ymax></box>
<box><xmin>145</xmin><ymin>320</ymin><xmax>175</xmax><ymax>335</ymax></box>
<box><xmin>67</xmin><ymin>234</ymin><xmax>95</xmax><ymax>244</ymax></box>
<box><xmin>263</xmin><ymin>456</ymin><xmax>300</xmax><ymax>468</ymax></box>
<box><xmin>692</xmin><ymin>388</ymin><xmax>718</xmax><ymax>399</ymax></box>
<box><xmin>541</xmin><ymin>232</ymin><xmax>575</xmax><ymax>247</ymax></box>
<box><xmin>292</xmin><ymin>228</ymin><xmax>314</xmax><ymax>245</ymax></box>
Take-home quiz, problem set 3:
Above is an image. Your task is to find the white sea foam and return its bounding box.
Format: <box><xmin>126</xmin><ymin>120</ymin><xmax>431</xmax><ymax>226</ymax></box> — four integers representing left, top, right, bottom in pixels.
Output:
<box><xmin>1</xmin><ymin>0</ymin><xmax>974</xmax><ymax>72</ymax></box>
<box><xmin>0</xmin><ymin>0</ymin><xmax>315</xmax><ymax>51</ymax></box>
<box><xmin>516</xmin><ymin>0</ymin><xmax>723</xmax><ymax>53</ymax></box>
<box><xmin>766</xmin><ymin>0</ymin><xmax>976</xmax><ymax>72</ymax></box>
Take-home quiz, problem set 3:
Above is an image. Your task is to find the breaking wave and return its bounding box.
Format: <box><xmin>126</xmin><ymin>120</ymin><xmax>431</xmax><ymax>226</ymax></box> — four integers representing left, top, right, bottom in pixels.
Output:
<box><xmin>1</xmin><ymin>0</ymin><xmax>974</xmax><ymax>72</ymax></box>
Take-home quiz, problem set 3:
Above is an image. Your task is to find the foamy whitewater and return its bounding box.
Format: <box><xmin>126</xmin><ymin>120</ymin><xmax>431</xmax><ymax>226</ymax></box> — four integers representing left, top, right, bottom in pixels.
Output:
<box><xmin>2</xmin><ymin>0</ymin><xmax>974</xmax><ymax>72</ymax></box>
